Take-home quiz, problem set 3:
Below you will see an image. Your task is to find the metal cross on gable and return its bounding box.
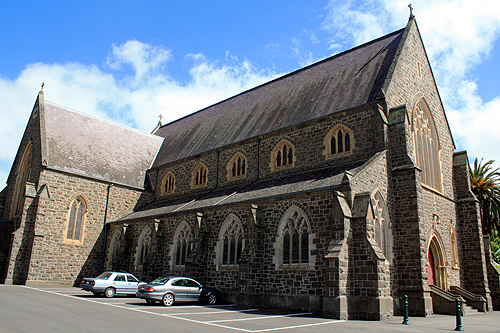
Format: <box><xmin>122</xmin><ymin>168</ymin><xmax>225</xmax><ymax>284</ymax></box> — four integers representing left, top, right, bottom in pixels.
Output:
<box><xmin>408</xmin><ymin>4</ymin><xmax>415</xmax><ymax>19</ymax></box>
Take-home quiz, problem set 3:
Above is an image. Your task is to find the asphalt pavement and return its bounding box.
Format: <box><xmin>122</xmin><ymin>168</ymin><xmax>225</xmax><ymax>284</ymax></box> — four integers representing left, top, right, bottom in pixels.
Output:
<box><xmin>0</xmin><ymin>285</ymin><xmax>498</xmax><ymax>332</ymax></box>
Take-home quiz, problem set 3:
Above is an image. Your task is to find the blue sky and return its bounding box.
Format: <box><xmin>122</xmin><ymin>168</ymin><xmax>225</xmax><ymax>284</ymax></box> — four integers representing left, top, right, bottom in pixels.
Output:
<box><xmin>1</xmin><ymin>0</ymin><xmax>500</xmax><ymax>186</ymax></box>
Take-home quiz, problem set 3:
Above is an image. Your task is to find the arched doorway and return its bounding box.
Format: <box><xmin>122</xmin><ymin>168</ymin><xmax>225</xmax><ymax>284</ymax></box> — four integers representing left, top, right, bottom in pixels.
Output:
<box><xmin>428</xmin><ymin>250</ymin><xmax>435</xmax><ymax>285</ymax></box>
<box><xmin>428</xmin><ymin>234</ymin><xmax>448</xmax><ymax>290</ymax></box>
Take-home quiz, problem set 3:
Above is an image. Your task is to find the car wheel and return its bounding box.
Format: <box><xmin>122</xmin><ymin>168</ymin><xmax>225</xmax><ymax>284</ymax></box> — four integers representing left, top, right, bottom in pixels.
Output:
<box><xmin>208</xmin><ymin>294</ymin><xmax>217</xmax><ymax>305</ymax></box>
<box><xmin>104</xmin><ymin>287</ymin><xmax>116</xmax><ymax>298</ymax></box>
<box><xmin>162</xmin><ymin>293</ymin><xmax>174</xmax><ymax>306</ymax></box>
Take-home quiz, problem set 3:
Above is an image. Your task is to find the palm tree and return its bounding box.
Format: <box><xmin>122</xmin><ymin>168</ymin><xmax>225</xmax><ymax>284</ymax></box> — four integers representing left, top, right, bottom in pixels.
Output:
<box><xmin>469</xmin><ymin>158</ymin><xmax>500</xmax><ymax>236</ymax></box>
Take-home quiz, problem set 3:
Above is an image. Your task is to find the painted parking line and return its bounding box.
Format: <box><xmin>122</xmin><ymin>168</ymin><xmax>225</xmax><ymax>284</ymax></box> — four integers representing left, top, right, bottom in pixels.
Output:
<box><xmin>159</xmin><ymin>308</ymin><xmax>260</xmax><ymax>316</ymax></box>
<box><xmin>205</xmin><ymin>312</ymin><xmax>313</xmax><ymax>323</ymax></box>
<box><xmin>22</xmin><ymin>286</ymin><xmax>345</xmax><ymax>332</ymax></box>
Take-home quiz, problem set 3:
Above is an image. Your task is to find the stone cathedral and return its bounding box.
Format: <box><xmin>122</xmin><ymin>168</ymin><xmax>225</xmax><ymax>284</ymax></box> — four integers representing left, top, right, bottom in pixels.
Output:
<box><xmin>1</xmin><ymin>17</ymin><xmax>499</xmax><ymax>320</ymax></box>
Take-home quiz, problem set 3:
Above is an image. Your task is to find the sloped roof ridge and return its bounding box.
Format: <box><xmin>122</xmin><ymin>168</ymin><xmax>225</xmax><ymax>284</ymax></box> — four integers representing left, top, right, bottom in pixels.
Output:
<box><xmin>158</xmin><ymin>27</ymin><xmax>406</xmax><ymax>131</ymax></box>
<box><xmin>45</xmin><ymin>100</ymin><xmax>162</xmax><ymax>140</ymax></box>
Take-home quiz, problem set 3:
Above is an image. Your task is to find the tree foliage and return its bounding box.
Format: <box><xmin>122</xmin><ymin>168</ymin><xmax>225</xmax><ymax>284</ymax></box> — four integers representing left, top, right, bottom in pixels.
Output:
<box><xmin>469</xmin><ymin>158</ymin><xmax>500</xmax><ymax>236</ymax></box>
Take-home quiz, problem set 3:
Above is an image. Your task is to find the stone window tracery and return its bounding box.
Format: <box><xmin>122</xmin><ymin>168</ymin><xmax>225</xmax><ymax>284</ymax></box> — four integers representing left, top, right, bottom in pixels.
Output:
<box><xmin>413</xmin><ymin>99</ymin><xmax>443</xmax><ymax>192</ymax></box>
<box><xmin>270</xmin><ymin>140</ymin><xmax>295</xmax><ymax>172</ymax></box>
<box><xmin>107</xmin><ymin>231</ymin><xmax>122</xmax><ymax>270</ymax></box>
<box><xmin>324</xmin><ymin>125</ymin><xmax>353</xmax><ymax>159</ymax></box>
<box><xmin>191</xmin><ymin>163</ymin><xmax>208</xmax><ymax>188</ymax></box>
<box><xmin>135</xmin><ymin>227</ymin><xmax>152</xmax><ymax>269</ymax></box>
<box><xmin>277</xmin><ymin>206</ymin><xmax>310</xmax><ymax>267</ymax></box>
<box><xmin>216</xmin><ymin>214</ymin><xmax>245</xmax><ymax>268</ymax></box>
<box><xmin>173</xmin><ymin>221</ymin><xmax>193</xmax><ymax>267</ymax></box>
<box><xmin>64</xmin><ymin>196</ymin><xmax>87</xmax><ymax>245</ymax></box>
<box><xmin>10</xmin><ymin>142</ymin><xmax>32</xmax><ymax>218</ymax></box>
<box><xmin>369</xmin><ymin>191</ymin><xmax>393</xmax><ymax>263</ymax></box>
<box><xmin>227</xmin><ymin>152</ymin><xmax>247</xmax><ymax>181</ymax></box>
<box><xmin>161</xmin><ymin>171</ymin><xmax>176</xmax><ymax>195</ymax></box>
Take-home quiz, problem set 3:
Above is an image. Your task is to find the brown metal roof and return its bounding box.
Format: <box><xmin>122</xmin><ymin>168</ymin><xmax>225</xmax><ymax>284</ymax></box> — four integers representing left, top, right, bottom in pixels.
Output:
<box><xmin>153</xmin><ymin>28</ymin><xmax>404</xmax><ymax>168</ymax></box>
<box><xmin>43</xmin><ymin>103</ymin><xmax>164</xmax><ymax>189</ymax></box>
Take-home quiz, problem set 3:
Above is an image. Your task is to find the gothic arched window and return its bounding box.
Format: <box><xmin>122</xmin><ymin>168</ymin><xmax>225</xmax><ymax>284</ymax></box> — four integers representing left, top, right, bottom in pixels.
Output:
<box><xmin>172</xmin><ymin>221</ymin><xmax>193</xmax><ymax>267</ymax></box>
<box><xmin>135</xmin><ymin>227</ymin><xmax>152</xmax><ymax>269</ymax></box>
<box><xmin>161</xmin><ymin>171</ymin><xmax>176</xmax><ymax>195</ymax></box>
<box><xmin>271</xmin><ymin>140</ymin><xmax>295</xmax><ymax>172</ymax></box>
<box><xmin>107</xmin><ymin>230</ymin><xmax>122</xmax><ymax>270</ymax></box>
<box><xmin>324</xmin><ymin>125</ymin><xmax>353</xmax><ymax>159</ymax></box>
<box><xmin>369</xmin><ymin>191</ymin><xmax>393</xmax><ymax>263</ymax></box>
<box><xmin>64</xmin><ymin>196</ymin><xmax>87</xmax><ymax>245</ymax></box>
<box><xmin>227</xmin><ymin>152</ymin><xmax>247</xmax><ymax>181</ymax></box>
<box><xmin>217</xmin><ymin>214</ymin><xmax>245</xmax><ymax>268</ymax></box>
<box><xmin>413</xmin><ymin>99</ymin><xmax>443</xmax><ymax>192</ymax></box>
<box><xmin>279</xmin><ymin>207</ymin><xmax>310</xmax><ymax>266</ymax></box>
<box><xmin>191</xmin><ymin>163</ymin><xmax>208</xmax><ymax>188</ymax></box>
<box><xmin>10</xmin><ymin>142</ymin><xmax>32</xmax><ymax>218</ymax></box>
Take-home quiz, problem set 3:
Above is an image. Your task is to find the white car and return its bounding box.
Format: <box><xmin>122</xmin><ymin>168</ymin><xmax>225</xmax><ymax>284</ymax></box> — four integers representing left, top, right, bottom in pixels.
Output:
<box><xmin>80</xmin><ymin>271</ymin><xmax>143</xmax><ymax>298</ymax></box>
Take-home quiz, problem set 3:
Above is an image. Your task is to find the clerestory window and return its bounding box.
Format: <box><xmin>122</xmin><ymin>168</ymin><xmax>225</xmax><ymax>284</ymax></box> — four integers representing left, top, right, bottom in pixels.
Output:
<box><xmin>324</xmin><ymin>125</ymin><xmax>353</xmax><ymax>159</ymax></box>
<box><xmin>191</xmin><ymin>163</ymin><xmax>208</xmax><ymax>188</ymax></box>
<box><xmin>227</xmin><ymin>152</ymin><xmax>247</xmax><ymax>181</ymax></box>
<box><xmin>161</xmin><ymin>171</ymin><xmax>176</xmax><ymax>195</ymax></box>
<box><xmin>270</xmin><ymin>139</ymin><xmax>295</xmax><ymax>172</ymax></box>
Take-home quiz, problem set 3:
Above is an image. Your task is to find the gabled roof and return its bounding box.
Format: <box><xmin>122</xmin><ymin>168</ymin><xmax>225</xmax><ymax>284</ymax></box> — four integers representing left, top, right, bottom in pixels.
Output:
<box><xmin>41</xmin><ymin>99</ymin><xmax>164</xmax><ymax>189</ymax></box>
<box><xmin>153</xmin><ymin>28</ymin><xmax>405</xmax><ymax>168</ymax></box>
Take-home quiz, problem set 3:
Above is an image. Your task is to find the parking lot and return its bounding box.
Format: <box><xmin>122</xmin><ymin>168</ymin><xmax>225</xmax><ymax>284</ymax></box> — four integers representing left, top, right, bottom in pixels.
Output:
<box><xmin>49</xmin><ymin>286</ymin><xmax>343</xmax><ymax>332</ymax></box>
<box><xmin>1</xmin><ymin>285</ymin><xmax>500</xmax><ymax>332</ymax></box>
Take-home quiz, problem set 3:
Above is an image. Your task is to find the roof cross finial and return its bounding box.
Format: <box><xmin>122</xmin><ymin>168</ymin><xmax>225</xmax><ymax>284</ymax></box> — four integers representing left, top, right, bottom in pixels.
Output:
<box><xmin>158</xmin><ymin>114</ymin><xmax>163</xmax><ymax>125</ymax></box>
<box><xmin>41</xmin><ymin>82</ymin><xmax>45</xmax><ymax>91</ymax></box>
<box><xmin>408</xmin><ymin>4</ymin><xmax>415</xmax><ymax>20</ymax></box>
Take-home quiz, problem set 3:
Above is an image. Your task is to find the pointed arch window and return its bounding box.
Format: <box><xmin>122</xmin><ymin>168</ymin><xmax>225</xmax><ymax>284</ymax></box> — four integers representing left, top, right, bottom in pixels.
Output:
<box><xmin>10</xmin><ymin>142</ymin><xmax>32</xmax><ymax>218</ymax></box>
<box><xmin>413</xmin><ymin>99</ymin><xmax>443</xmax><ymax>192</ymax></box>
<box><xmin>135</xmin><ymin>227</ymin><xmax>152</xmax><ymax>269</ymax></box>
<box><xmin>270</xmin><ymin>140</ymin><xmax>295</xmax><ymax>172</ymax></box>
<box><xmin>324</xmin><ymin>125</ymin><xmax>353</xmax><ymax>159</ymax></box>
<box><xmin>172</xmin><ymin>222</ymin><xmax>193</xmax><ymax>268</ymax></box>
<box><xmin>216</xmin><ymin>214</ymin><xmax>245</xmax><ymax>269</ymax></box>
<box><xmin>450</xmin><ymin>225</ymin><xmax>459</xmax><ymax>269</ymax></box>
<box><xmin>278</xmin><ymin>207</ymin><xmax>310</xmax><ymax>267</ymax></box>
<box><xmin>191</xmin><ymin>163</ymin><xmax>208</xmax><ymax>188</ymax></box>
<box><xmin>107</xmin><ymin>230</ymin><xmax>122</xmax><ymax>270</ymax></box>
<box><xmin>161</xmin><ymin>171</ymin><xmax>176</xmax><ymax>195</ymax></box>
<box><xmin>369</xmin><ymin>191</ymin><xmax>393</xmax><ymax>263</ymax></box>
<box><xmin>227</xmin><ymin>152</ymin><xmax>247</xmax><ymax>181</ymax></box>
<box><xmin>64</xmin><ymin>196</ymin><xmax>87</xmax><ymax>245</ymax></box>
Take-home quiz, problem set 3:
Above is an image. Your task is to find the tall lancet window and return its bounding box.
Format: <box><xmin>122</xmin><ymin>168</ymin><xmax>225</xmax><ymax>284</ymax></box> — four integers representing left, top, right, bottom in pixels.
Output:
<box><xmin>413</xmin><ymin>99</ymin><xmax>442</xmax><ymax>192</ymax></box>
<box><xmin>10</xmin><ymin>142</ymin><xmax>32</xmax><ymax>218</ymax></box>
<box><xmin>64</xmin><ymin>196</ymin><xmax>87</xmax><ymax>245</ymax></box>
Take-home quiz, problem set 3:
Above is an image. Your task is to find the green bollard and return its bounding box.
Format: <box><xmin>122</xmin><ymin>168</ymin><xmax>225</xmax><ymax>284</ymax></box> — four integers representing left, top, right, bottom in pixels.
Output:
<box><xmin>454</xmin><ymin>298</ymin><xmax>464</xmax><ymax>331</ymax></box>
<box><xmin>402</xmin><ymin>294</ymin><xmax>410</xmax><ymax>325</ymax></box>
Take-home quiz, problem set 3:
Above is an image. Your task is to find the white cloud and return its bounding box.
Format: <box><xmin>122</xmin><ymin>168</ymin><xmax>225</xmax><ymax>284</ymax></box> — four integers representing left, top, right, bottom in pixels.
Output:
<box><xmin>322</xmin><ymin>0</ymin><xmax>500</xmax><ymax>168</ymax></box>
<box><xmin>0</xmin><ymin>41</ymin><xmax>278</xmax><ymax>186</ymax></box>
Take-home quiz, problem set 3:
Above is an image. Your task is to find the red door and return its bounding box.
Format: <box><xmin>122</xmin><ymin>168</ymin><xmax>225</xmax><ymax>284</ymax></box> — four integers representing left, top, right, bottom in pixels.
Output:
<box><xmin>428</xmin><ymin>251</ymin><xmax>435</xmax><ymax>285</ymax></box>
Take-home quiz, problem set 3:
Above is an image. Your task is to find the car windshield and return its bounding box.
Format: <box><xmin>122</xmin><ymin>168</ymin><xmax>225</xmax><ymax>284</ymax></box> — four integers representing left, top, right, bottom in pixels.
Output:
<box><xmin>150</xmin><ymin>277</ymin><xmax>170</xmax><ymax>284</ymax></box>
<box><xmin>96</xmin><ymin>272</ymin><xmax>113</xmax><ymax>280</ymax></box>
